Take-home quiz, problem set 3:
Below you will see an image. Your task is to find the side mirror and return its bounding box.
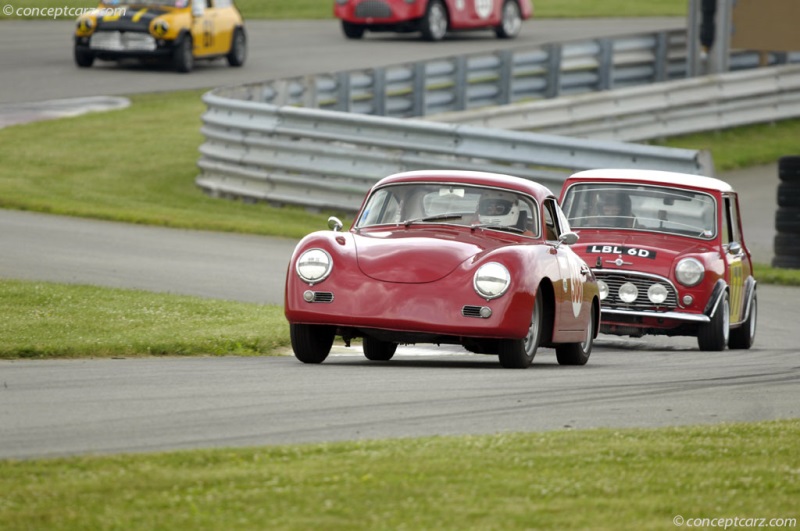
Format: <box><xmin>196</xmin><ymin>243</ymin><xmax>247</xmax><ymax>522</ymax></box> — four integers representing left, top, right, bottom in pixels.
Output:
<box><xmin>191</xmin><ymin>0</ymin><xmax>204</xmax><ymax>17</ymax></box>
<box><xmin>728</xmin><ymin>241</ymin><xmax>742</xmax><ymax>255</ymax></box>
<box><xmin>559</xmin><ymin>231</ymin><xmax>579</xmax><ymax>246</ymax></box>
<box><xmin>328</xmin><ymin>216</ymin><xmax>343</xmax><ymax>232</ymax></box>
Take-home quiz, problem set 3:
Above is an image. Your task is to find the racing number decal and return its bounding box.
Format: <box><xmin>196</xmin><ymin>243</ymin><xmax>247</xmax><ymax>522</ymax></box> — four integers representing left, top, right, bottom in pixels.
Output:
<box><xmin>474</xmin><ymin>0</ymin><xmax>492</xmax><ymax>19</ymax></box>
<box><xmin>558</xmin><ymin>255</ymin><xmax>586</xmax><ymax>319</ymax></box>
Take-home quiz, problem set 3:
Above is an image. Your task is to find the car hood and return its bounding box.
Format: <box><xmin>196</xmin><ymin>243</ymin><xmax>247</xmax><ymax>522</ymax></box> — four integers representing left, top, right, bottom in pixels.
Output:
<box><xmin>353</xmin><ymin>228</ymin><xmax>494</xmax><ymax>283</ymax></box>
<box><xmin>573</xmin><ymin>230</ymin><xmax>714</xmax><ymax>274</ymax></box>
<box><xmin>94</xmin><ymin>7</ymin><xmax>170</xmax><ymax>32</ymax></box>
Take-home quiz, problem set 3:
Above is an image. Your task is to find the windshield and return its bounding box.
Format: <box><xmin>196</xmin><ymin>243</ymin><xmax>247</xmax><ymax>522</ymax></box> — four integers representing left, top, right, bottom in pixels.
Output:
<box><xmin>356</xmin><ymin>183</ymin><xmax>539</xmax><ymax>236</ymax></box>
<box><xmin>101</xmin><ymin>0</ymin><xmax>188</xmax><ymax>7</ymax></box>
<box><xmin>562</xmin><ymin>183</ymin><xmax>717</xmax><ymax>239</ymax></box>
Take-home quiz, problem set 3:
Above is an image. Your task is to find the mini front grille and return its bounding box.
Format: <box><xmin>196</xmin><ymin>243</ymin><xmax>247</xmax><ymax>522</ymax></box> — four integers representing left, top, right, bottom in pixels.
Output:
<box><xmin>595</xmin><ymin>271</ymin><xmax>679</xmax><ymax>310</ymax></box>
<box><xmin>90</xmin><ymin>31</ymin><xmax>157</xmax><ymax>52</ymax></box>
<box><xmin>354</xmin><ymin>0</ymin><xmax>393</xmax><ymax>18</ymax></box>
<box><xmin>312</xmin><ymin>292</ymin><xmax>334</xmax><ymax>303</ymax></box>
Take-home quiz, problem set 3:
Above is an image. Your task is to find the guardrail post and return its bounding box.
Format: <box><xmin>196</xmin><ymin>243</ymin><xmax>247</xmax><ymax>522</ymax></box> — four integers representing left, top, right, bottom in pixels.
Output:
<box><xmin>336</xmin><ymin>71</ymin><xmax>351</xmax><ymax>112</ymax></box>
<box><xmin>597</xmin><ymin>39</ymin><xmax>614</xmax><ymax>91</ymax></box>
<box><xmin>303</xmin><ymin>75</ymin><xmax>318</xmax><ymax>108</ymax></box>
<box><xmin>412</xmin><ymin>62</ymin><xmax>426</xmax><ymax>116</ymax></box>
<box><xmin>545</xmin><ymin>43</ymin><xmax>563</xmax><ymax>98</ymax></box>
<box><xmin>654</xmin><ymin>32</ymin><xmax>669</xmax><ymax>82</ymax></box>
<box><xmin>454</xmin><ymin>56</ymin><xmax>468</xmax><ymax>111</ymax></box>
<box><xmin>498</xmin><ymin>49</ymin><xmax>514</xmax><ymax>104</ymax></box>
<box><xmin>373</xmin><ymin>67</ymin><xmax>386</xmax><ymax>116</ymax></box>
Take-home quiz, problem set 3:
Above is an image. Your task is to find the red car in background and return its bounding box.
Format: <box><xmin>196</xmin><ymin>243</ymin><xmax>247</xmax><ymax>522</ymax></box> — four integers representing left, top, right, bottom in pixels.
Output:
<box><xmin>334</xmin><ymin>0</ymin><xmax>533</xmax><ymax>41</ymax></box>
<box><xmin>559</xmin><ymin>169</ymin><xmax>757</xmax><ymax>351</ymax></box>
<box><xmin>285</xmin><ymin>170</ymin><xmax>599</xmax><ymax>369</ymax></box>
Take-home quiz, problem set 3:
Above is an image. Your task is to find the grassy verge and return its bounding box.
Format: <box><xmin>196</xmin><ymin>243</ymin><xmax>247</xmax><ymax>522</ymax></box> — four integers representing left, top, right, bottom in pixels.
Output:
<box><xmin>1</xmin><ymin>419</ymin><xmax>797</xmax><ymax>529</ymax></box>
<box><xmin>0</xmin><ymin>90</ymin><xmax>343</xmax><ymax>239</ymax></box>
<box><xmin>1</xmin><ymin>0</ymin><xmax>689</xmax><ymax>20</ymax></box>
<box><xmin>0</xmin><ymin>279</ymin><xmax>287</xmax><ymax>359</ymax></box>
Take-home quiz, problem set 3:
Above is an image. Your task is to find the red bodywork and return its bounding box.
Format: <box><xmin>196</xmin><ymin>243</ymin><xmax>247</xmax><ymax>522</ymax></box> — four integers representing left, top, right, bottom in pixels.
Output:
<box><xmin>285</xmin><ymin>170</ymin><xmax>598</xmax><ymax>354</ymax></box>
<box><xmin>334</xmin><ymin>0</ymin><xmax>533</xmax><ymax>35</ymax></box>
<box><xmin>559</xmin><ymin>169</ymin><xmax>757</xmax><ymax>349</ymax></box>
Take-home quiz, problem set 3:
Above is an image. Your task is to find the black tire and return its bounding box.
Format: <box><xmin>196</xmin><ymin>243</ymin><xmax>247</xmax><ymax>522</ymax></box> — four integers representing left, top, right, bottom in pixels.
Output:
<box><xmin>341</xmin><ymin>21</ymin><xmax>365</xmax><ymax>39</ymax></box>
<box><xmin>775</xmin><ymin>207</ymin><xmax>800</xmax><ymax>234</ymax></box>
<box><xmin>772</xmin><ymin>254</ymin><xmax>800</xmax><ymax>269</ymax></box>
<box><xmin>74</xmin><ymin>46</ymin><xmax>94</xmax><ymax>68</ymax></box>
<box><xmin>290</xmin><ymin>323</ymin><xmax>335</xmax><ymax>364</ymax></box>
<box><xmin>778</xmin><ymin>155</ymin><xmax>800</xmax><ymax>182</ymax></box>
<box><xmin>555</xmin><ymin>301</ymin><xmax>596</xmax><ymax>366</ymax></box>
<box><xmin>697</xmin><ymin>292</ymin><xmax>729</xmax><ymax>351</ymax></box>
<box><xmin>498</xmin><ymin>291</ymin><xmax>543</xmax><ymax>369</ymax></box>
<box><xmin>777</xmin><ymin>182</ymin><xmax>800</xmax><ymax>208</ymax></box>
<box><xmin>420</xmin><ymin>0</ymin><xmax>448</xmax><ymax>42</ymax></box>
<box><xmin>172</xmin><ymin>35</ymin><xmax>193</xmax><ymax>73</ymax></box>
<box><xmin>363</xmin><ymin>336</ymin><xmax>397</xmax><ymax>361</ymax></box>
<box><xmin>226</xmin><ymin>28</ymin><xmax>246</xmax><ymax>67</ymax></box>
<box><xmin>773</xmin><ymin>233</ymin><xmax>800</xmax><ymax>257</ymax></box>
<box><xmin>495</xmin><ymin>0</ymin><xmax>522</xmax><ymax>39</ymax></box>
<box><xmin>729</xmin><ymin>290</ymin><xmax>757</xmax><ymax>350</ymax></box>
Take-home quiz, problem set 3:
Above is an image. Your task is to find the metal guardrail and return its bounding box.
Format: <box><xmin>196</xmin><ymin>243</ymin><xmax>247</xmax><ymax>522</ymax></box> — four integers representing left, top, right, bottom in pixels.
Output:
<box><xmin>427</xmin><ymin>64</ymin><xmax>800</xmax><ymax>141</ymax></box>
<box><xmin>222</xmin><ymin>30</ymin><xmax>797</xmax><ymax>119</ymax></box>
<box><xmin>197</xmin><ymin>92</ymin><xmax>711</xmax><ymax>212</ymax></box>
<box><xmin>197</xmin><ymin>28</ymin><xmax>798</xmax><ymax>211</ymax></box>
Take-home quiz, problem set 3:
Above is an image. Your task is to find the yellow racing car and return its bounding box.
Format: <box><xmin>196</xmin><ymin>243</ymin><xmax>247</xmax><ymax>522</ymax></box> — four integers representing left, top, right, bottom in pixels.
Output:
<box><xmin>74</xmin><ymin>0</ymin><xmax>246</xmax><ymax>73</ymax></box>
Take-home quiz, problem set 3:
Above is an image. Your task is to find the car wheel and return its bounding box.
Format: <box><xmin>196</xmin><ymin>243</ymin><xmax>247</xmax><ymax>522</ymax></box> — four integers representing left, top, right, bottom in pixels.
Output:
<box><xmin>290</xmin><ymin>323</ymin><xmax>335</xmax><ymax>364</ymax></box>
<box><xmin>74</xmin><ymin>46</ymin><xmax>94</xmax><ymax>68</ymax></box>
<box><xmin>498</xmin><ymin>291</ymin><xmax>543</xmax><ymax>368</ymax></box>
<box><xmin>555</xmin><ymin>301</ymin><xmax>596</xmax><ymax>366</ymax></box>
<box><xmin>495</xmin><ymin>0</ymin><xmax>522</xmax><ymax>39</ymax></box>
<box><xmin>421</xmin><ymin>0</ymin><xmax>448</xmax><ymax>42</ymax></box>
<box><xmin>172</xmin><ymin>35</ymin><xmax>193</xmax><ymax>73</ymax></box>
<box><xmin>698</xmin><ymin>292</ymin><xmax>729</xmax><ymax>351</ymax></box>
<box><xmin>226</xmin><ymin>28</ymin><xmax>246</xmax><ymax>67</ymax></box>
<box><xmin>778</xmin><ymin>155</ymin><xmax>800</xmax><ymax>182</ymax></box>
<box><xmin>341</xmin><ymin>21</ymin><xmax>365</xmax><ymax>39</ymax></box>
<box><xmin>363</xmin><ymin>336</ymin><xmax>397</xmax><ymax>361</ymax></box>
<box><xmin>729</xmin><ymin>291</ymin><xmax>757</xmax><ymax>349</ymax></box>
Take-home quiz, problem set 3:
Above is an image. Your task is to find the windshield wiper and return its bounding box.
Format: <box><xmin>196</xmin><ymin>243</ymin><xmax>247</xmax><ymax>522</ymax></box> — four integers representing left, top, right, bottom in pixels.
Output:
<box><xmin>403</xmin><ymin>213</ymin><xmax>464</xmax><ymax>227</ymax></box>
<box><xmin>470</xmin><ymin>223</ymin><xmax>524</xmax><ymax>234</ymax></box>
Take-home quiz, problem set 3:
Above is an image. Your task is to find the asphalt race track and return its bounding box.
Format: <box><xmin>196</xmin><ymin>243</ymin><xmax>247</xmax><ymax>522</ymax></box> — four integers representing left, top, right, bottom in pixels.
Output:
<box><xmin>1</xmin><ymin>17</ymin><xmax>798</xmax><ymax>460</ymax></box>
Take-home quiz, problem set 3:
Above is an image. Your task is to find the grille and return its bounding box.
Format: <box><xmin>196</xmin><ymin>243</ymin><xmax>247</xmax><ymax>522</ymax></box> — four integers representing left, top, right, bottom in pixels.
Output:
<box><xmin>354</xmin><ymin>0</ymin><xmax>393</xmax><ymax>18</ymax></box>
<box><xmin>594</xmin><ymin>271</ymin><xmax>678</xmax><ymax>310</ymax></box>
<box><xmin>312</xmin><ymin>292</ymin><xmax>334</xmax><ymax>303</ymax></box>
<box><xmin>462</xmin><ymin>305</ymin><xmax>490</xmax><ymax>318</ymax></box>
<box><xmin>91</xmin><ymin>31</ymin><xmax>157</xmax><ymax>52</ymax></box>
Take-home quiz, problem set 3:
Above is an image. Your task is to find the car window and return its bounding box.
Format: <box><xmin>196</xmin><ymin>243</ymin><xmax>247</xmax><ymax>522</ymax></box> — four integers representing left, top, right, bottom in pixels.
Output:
<box><xmin>562</xmin><ymin>183</ymin><xmax>717</xmax><ymax>239</ymax></box>
<box><xmin>724</xmin><ymin>195</ymin><xmax>742</xmax><ymax>245</ymax></box>
<box><xmin>542</xmin><ymin>198</ymin><xmax>561</xmax><ymax>241</ymax></box>
<box><xmin>356</xmin><ymin>183</ymin><xmax>539</xmax><ymax>236</ymax></box>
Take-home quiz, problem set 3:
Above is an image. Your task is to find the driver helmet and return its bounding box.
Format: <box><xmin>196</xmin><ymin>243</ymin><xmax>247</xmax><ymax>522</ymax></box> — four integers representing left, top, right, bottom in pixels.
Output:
<box><xmin>478</xmin><ymin>191</ymin><xmax>520</xmax><ymax>226</ymax></box>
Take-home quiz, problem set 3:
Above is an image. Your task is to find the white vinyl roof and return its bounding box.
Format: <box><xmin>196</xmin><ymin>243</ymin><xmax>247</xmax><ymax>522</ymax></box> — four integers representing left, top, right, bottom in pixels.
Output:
<box><xmin>567</xmin><ymin>169</ymin><xmax>734</xmax><ymax>193</ymax></box>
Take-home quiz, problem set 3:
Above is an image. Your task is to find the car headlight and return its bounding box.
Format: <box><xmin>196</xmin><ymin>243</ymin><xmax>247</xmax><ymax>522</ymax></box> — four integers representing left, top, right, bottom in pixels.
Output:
<box><xmin>618</xmin><ymin>282</ymin><xmax>638</xmax><ymax>303</ymax></box>
<box><xmin>597</xmin><ymin>279</ymin><xmax>609</xmax><ymax>300</ymax></box>
<box><xmin>296</xmin><ymin>249</ymin><xmax>332</xmax><ymax>284</ymax></box>
<box><xmin>675</xmin><ymin>258</ymin><xmax>704</xmax><ymax>287</ymax></box>
<box><xmin>153</xmin><ymin>19</ymin><xmax>169</xmax><ymax>37</ymax></box>
<box><xmin>473</xmin><ymin>262</ymin><xmax>510</xmax><ymax>300</ymax></box>
<box><xmin>647</xmin><ymin>283</ymin><xmax>668</xmax><ymax>304</ymax></box>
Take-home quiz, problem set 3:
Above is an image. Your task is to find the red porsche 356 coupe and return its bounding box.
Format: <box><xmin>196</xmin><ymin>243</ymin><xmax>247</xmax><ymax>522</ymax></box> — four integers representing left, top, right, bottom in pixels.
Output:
<box><xmin>285</xmin><ymin>170</ymin><xmax>599</xmax><ymax>368</ymax></box>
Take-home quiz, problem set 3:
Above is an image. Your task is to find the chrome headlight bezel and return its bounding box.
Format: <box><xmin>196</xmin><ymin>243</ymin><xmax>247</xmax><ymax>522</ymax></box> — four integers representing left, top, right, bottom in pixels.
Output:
<box><xmin>473</xmin><ymin>262</ymin><xmax>511</xmax><ymax>300</ymax></box>
<box><xmin>675</xmin><ymin>258</ymin><xmax>704</xmax><ymax>287</ymax></box>
<box><xmin>296</xmin><ymin>248</ymin><xmax>333</xmax><ymax>284</ymax></box>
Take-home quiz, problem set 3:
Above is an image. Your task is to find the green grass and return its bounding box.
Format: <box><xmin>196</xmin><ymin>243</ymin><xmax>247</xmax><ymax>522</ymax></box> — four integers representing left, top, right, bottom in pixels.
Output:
<box><xmin>0</xmin><ymin>279</ymin><xmax>287</xmax><ymax>359</ymax></box>
<box><xmin>1</xmin><ymin>419</ymin><xmax>797</xmax><ymax>530</ymax></box>
<box><xmin>1</xmin><ymin>0</ymin><xmax>689</xmax><ymax>20</ymax></box>
<box><xmin>0</xmin><ymin>90</ymin><xmax>342</xmax><ymax>239</ymax></box>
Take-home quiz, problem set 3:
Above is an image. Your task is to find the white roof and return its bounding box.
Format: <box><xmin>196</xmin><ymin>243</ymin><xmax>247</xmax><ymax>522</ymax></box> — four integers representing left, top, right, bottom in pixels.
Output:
<box><xmin>567</xmin><ymin>169</ymin><xmax>734</xmax><ymax>193</ymax></box>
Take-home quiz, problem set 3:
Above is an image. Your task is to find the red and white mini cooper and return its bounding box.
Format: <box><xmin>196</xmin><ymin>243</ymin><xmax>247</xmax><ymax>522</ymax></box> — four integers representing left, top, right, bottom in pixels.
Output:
<box><xmin>559</xmin><ymin>169</ymin><xmax>757</xmax><ymax>351</ymax></box>
<box><xmin>334</xmin><ymin>0</ymin><xmax>533</xmax><ymax>41</ymax></box>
